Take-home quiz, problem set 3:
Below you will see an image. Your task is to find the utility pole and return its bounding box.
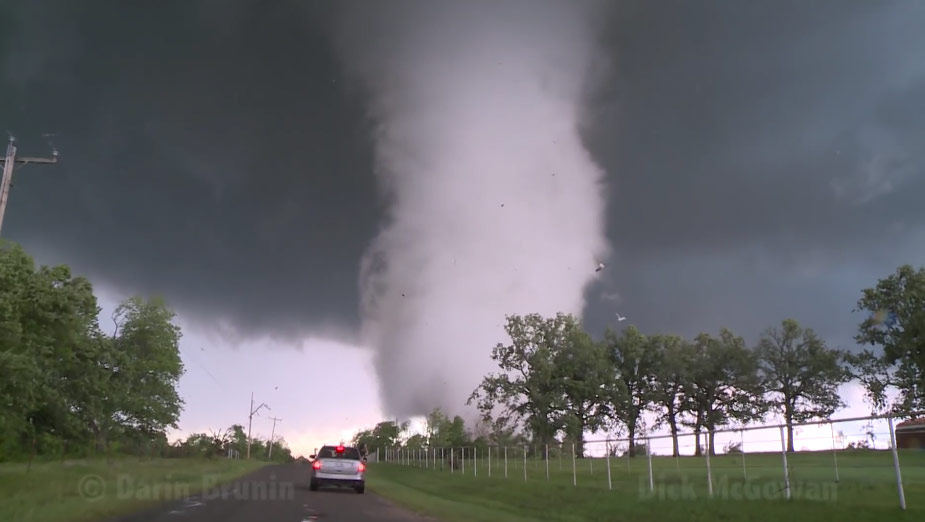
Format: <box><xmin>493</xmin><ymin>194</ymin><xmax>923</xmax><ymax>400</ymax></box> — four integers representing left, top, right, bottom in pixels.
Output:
<box><xmin>267</xmin><ymin>416</ymin><xmax>283</xmax><ymax>459</ymax></box>
<box><xmin>246</xmin><ymin>392</ymin><xmax>270</xmax><ymax>460</ymax></box>
<box><xmin>0</xmin><ymin>136</ymin><xmax>58</xmax><ymax>237</ymax></box>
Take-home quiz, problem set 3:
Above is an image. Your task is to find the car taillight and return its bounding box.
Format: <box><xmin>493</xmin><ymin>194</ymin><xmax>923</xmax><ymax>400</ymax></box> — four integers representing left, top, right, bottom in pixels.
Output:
<box><xmin>357</xmin><ymin>462</ymin><xmax>366</xmax><ymax>472</ymax></box>
<box><xmin>312</xmin><ymin>460</ymin><xmax>322</xmax><ymax>470</ymax></box>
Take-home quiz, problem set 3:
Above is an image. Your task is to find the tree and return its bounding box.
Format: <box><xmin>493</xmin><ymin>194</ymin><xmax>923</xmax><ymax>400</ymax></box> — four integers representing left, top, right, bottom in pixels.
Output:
<box><xmin>554</xmin><ymin>328</ymin><xmax>610</xmax><ymax>457</ymax></box>
<box><xmin>853</xmin><ymin>265</ymin><xmax>925</xmax><ymax>412</ymax></box>
<box><xmin>467</xmin><ymin>313</ymin><xmax>576</xmax><ymax>448</ymax></box>
<box><xmin>648</xmin><ymin>334</ymin><xmax>692</xmax><ymax>457</ymax></box>
<box><xmin>1</xmin><ymin>241</ymin><xmax>188</xmax><ymax>461</ymax></box>
<box><xmin>1</xmin><ymin>242</ymin><xmax>105</xmax><ymax>459</ymax></box>
<box><xmin>756</xmin><ymin>319</ymin><xmax>849</xmax><ymax>452</ymax></box>
<box><xmin>353</xmin><ymin>420</ymin><xmax>402</xmax><ymax>454</ymax></box>
<box><xmin>681</xmin><ymin>330</ymin><xmax>765</xmax><ymax>456</ymax></box>
<box><xmin>602</xmin><ymin>325</ymin><xmax>654</xmax><ymax>457</ymax></box>
<box><xmin>226</xmin><ymin>424</ymin><xmax>248</xmax><ymax>457</ymax></box>
<box><xmin>403</xmin><ymin>433</ymin><xmax>427</xmax><ymax>450</ymax></box>
<box><xmin>110</xmin><ymin>296</ymin><xmax>185</xmax><ymax>436</ymax></box>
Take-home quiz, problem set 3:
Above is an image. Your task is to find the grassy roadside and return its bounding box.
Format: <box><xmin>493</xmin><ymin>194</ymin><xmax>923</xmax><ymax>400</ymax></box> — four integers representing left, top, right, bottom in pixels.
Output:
<box><xmin>366</xmin><ymin>450</ymin><xmax>925</xmax><ymax>522</ymax></box>
<box><xmin>0</xmin><ymin>457</ymin><xmax>269</xmax><ymax>522</ymax></box>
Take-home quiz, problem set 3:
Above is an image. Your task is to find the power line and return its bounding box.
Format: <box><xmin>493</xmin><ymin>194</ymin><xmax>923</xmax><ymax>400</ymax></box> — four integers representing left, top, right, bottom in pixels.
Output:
<box><xmin>0</xmin><ymin>136</ymin><xmax>58</xmax><ymax>236</ymax></box>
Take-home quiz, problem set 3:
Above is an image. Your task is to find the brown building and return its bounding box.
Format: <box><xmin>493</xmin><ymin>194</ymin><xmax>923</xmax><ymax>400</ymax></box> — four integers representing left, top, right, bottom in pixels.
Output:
<box><xmin>895</xmin><ymin>418</ymin><xmax>925</xmax><ymax>449</ymax></box>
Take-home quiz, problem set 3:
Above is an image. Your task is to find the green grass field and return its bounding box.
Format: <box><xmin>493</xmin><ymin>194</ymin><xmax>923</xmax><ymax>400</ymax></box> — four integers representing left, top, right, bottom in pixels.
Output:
<box><xmin>366</xmin><ymin>449</ymin><xmax>925</xmax><ymax>522</ymax></box>
<box><xmin>0</xmin><ymin>457</ymin><xmax>268</xmax><ymax>522</ymax></box>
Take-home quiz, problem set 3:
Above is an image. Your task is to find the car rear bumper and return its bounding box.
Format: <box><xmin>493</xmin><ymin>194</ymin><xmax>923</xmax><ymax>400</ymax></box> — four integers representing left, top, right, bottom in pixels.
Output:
<box><xmin>312</xmin><ymin>471</ymin><xmax>365</xmax><ymax>482</ymax></box>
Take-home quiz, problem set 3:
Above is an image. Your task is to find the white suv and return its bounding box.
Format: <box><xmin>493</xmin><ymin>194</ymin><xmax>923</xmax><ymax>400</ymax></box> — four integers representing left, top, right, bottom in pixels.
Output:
<box><xmin>309</xmin><ymin>444</ymin><xmax>367</xmax><ymax>494</ymax></box>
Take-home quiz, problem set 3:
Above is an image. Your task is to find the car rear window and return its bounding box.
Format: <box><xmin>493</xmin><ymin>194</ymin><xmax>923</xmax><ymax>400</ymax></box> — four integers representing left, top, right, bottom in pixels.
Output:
<box><xmin>318</xmin><ymin>446</ymin><xmax>361</xmax><ymax>459</ymax></box>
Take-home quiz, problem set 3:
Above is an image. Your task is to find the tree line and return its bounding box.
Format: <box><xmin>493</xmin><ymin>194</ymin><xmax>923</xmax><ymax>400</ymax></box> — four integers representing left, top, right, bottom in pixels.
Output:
<box><xmin>355</xmin><ymin>264</ymin><xmax>924</xmax><ymax>458</ymax></box>
<box><xmin>1</xmin><ymin>242</ymin><xmax>185</xmax><ymax>461</ymax></box>
<box><xmin>174</xmin><ymin>424</ymin><xmax>292</xmax><ymax>462</ymax></box>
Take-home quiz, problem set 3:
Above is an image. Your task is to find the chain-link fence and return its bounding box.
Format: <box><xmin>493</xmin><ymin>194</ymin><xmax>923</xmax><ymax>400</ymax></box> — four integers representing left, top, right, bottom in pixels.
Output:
<box><xmin>380</xmin><ymin>412</ymin><xmax>925</xmax><ymax>510</ymax></box>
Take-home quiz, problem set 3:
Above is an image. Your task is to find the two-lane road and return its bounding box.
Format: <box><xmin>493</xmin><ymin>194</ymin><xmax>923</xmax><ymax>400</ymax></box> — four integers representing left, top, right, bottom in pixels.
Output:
<box><xmin>108</xmin><ymin>463</ymin><xmax>435</xmax><ymax>522</ymax></box>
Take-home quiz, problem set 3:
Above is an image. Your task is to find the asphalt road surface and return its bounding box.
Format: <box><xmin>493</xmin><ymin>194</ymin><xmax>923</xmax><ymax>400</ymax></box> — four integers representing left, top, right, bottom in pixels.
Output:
<box><xmin>107</xmin><ymin>463</ymin><xmax>436</xmax><ymax>522</ymax></box>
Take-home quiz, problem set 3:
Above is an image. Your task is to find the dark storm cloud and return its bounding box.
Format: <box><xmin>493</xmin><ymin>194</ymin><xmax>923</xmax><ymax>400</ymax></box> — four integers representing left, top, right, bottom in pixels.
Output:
<box><xmin>1</xmin><ymin>1</ymin><xmax>379</xmax><ymax>341</ymax></box>
<box><xmin>582</xmin><ymin>0</ymin><xmax>925</xmax><ymax>345</ymax></box>
<box><xmin>1</xmin><ymin>0</ymin><xmax>923</xmax><ymax>360</ymax></box>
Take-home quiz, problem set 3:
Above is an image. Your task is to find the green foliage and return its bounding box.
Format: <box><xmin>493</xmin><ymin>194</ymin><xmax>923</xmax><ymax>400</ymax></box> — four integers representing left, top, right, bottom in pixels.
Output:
<box><xmin>425</xmin><ymin>409</ymin><xmax>471</xmax><ymax>448</ymax></box>
<box><xmin>467</xmin><ymin>313</ymin><xmax>580</xmax><ymax>447</ymax></box>
<box><xmin>680</xmin><ymin>329</ymin><xmax>764</xmax><ymax>455</ymax></box>
<box><xmin>354</xmin><ymin>420</ymin><xmax>403</xmax><ymax>453</ymax></box>
<box><xmin>602</xmin><ymin>325</ymin><xmax>654</xmax><ymax>457</ymax></box>
<box><xmin>110</xmin><ymin>296</ymin><xmax>185</xmax><ymax>434</ymax></box>
<box><xmin>756</xmin><ymin>318</ymin><xmax>850</xmax><ymax>451</ymax></box>
<box><xmin>648</xmin><ymin>334</ymin><xmax>693</xmax><ymax>457</ymax></box>
<box><xmin>554</xmin><ymin>328</ymin><xmax>610</xmax><ymax>457</ymax></box>
<box><xmin>0</xmin><ymin>241</ymin><xmax>186</xmax><ymax>462</ymax></box>
<box><xmin>852</xmin><ymin>264</ymin><xmax>925</xmax><ymax>412</ymax></box>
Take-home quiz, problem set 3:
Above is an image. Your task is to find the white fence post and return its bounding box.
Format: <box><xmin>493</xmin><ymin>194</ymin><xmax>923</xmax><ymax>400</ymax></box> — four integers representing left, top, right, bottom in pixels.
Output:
<box><xmin>572</xmin><ymin>443</ymin><xmax>577</xmax><ymax>486</ymax></box>
<box><xmin>829</xmin><ymin>423</ymin><xmax>840</xmax><ymax>482</ymax></box>
<box><xmin>488</xmin><ymin>445</ymin><xmax>492</xmax><ymax>477</ymax></box>
<box><xmin>523</xmin><ymin>445</ymin><xmax>527</xmax><ymax>481</ymax></box>
<box><xmin>740</xmin><ymin>430</ymin><xmax>747</xmax><ymax>480</ymax></box>
<box><xmin>462</xmin><ymin>447</ymin><xmax>466</xmax><ymax>475</ymax></box>
<box><xmin>606</xmin><ymin>440</ymin><xmax>612</xmax><ymax>491</ymax></box>
<box><xmin>504</xmin><ymin>446</ymin><xmax>508</xmax><ymax>478</ymax></box>
<box><xmin>646</xmin><ymin>437</ymin><xmax>654</xmax><ymax>493</ymax></box>
<box><xmin>545</xmin><ymin>444</ymin><xmax>549</xmax><ymax>481</ymax></box>
<box><xmin>778</xmin><ymin>425</ymin><xmax>791</xmax><ymax>500</ymax></box>
<box><xmin>887</xmin><ymin>415</ymin><xmax>907</xmax><ymax>510</ymax></box>
<box><xmin>705</xmin><ymin>437</ymin><xmax>714</xmax><ymax>498</ymax></box>
<box><xmin>474</xmin><ymin>446</ymin><xmax>478</xmax><ymax>477</ymax></box>
<box><xmin>450</xmin><ymin>448</ymin><xmax>454</xmax><ymax>474</ymax></box>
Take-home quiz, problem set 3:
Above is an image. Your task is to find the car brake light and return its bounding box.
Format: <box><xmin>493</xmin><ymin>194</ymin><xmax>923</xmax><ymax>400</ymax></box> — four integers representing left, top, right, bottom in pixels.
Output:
<box><xmin>336</xmin><ymin>445</ymin><xmax>345</xmax><ymax>453</ymax></box>
<box><xmin>357</xmin><ymin>462</ymin><xmax>366</xmax><ymax>472</ymax></box>
<box><xmin>312</xmin><ymin>460</ymin><xmax>322</xmax><ymax>470</ymax></box>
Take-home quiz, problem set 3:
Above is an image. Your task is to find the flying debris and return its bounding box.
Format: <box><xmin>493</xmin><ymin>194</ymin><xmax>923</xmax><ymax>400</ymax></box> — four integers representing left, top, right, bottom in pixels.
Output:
<box><xmin>615</xmin><ymin>313</ymin><xmax>627</xmax><ymax>322</ymax></box>
<box><xmin>595</xmin><ymin>262</ymin><xmax>605</xmax><ymax>273</ymax></box>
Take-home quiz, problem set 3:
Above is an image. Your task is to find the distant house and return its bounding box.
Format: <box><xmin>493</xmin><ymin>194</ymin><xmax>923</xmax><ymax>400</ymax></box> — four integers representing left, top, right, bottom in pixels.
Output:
<box><xmin>895</xmin><ymin>418</ymin><xmax>925</xmax><ymax>449</ymax></box>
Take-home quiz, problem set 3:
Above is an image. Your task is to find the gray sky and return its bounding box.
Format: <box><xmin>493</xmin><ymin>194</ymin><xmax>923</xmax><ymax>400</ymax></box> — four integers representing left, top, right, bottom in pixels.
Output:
<box><xmin>2</xmin><ymin>0</ymin><xmax>923</xmax><ymax>451</ymax></box>
<box><xmin>579</xmin><ymin>1</ymin><xmax>925</xmax><ymax>351</ymax></box>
